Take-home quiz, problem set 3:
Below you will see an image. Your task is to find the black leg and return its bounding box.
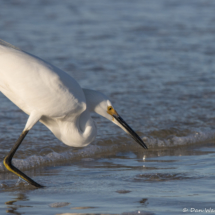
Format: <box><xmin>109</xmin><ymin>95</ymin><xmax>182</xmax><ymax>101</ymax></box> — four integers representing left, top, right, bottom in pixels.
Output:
<box><xmin>3</xmin><ymin>130</ymin><xmax>44</xmax><ymax>188</ymax></box>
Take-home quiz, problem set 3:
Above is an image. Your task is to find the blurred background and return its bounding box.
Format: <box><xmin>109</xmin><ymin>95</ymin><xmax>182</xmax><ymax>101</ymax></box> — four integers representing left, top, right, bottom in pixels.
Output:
<box><xmin>1</xmin><ymin>0</ymin><xmax>215</xmax><ymax>138</ymax></box>
<box><xmin>0</xmin><ymin>0</ymin><xmax>215</xmax><ymax>162</ymax></box>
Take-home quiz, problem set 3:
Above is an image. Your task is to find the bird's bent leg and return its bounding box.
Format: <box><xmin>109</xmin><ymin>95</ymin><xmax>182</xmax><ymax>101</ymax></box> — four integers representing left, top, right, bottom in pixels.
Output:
<box><xmin>3</xmin><ymin>111</ymin><xmax>43</xmax><ymax>188</ymax></box>
<box><xmin>3</xmin><ymin>130</ymin><xmax>43</xmax><ymax>188</ymax></box>
<box><xmin>3</xmin><ymin>130</ymin><xmax>44</xmax><ymax>188</ymax></box>
<box><xmin>4</xmin><ymin>111</ymin><xmax>43</xmax><ymax>188</ymax></box>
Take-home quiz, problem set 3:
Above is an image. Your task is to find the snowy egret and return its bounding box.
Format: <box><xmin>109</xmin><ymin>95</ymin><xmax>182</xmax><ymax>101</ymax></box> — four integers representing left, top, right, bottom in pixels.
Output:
<box><xmin>0</xmin><ymin>39</ymin><xmax>147</xmax><ymax>188</ymax></box>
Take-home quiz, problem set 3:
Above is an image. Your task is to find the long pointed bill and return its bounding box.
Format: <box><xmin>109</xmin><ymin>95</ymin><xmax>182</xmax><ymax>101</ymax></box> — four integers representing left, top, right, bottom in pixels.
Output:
<box><xmin>112</xmin><ymin>114</ymin><xmax>148</xmax><ymax>149</ymax></box>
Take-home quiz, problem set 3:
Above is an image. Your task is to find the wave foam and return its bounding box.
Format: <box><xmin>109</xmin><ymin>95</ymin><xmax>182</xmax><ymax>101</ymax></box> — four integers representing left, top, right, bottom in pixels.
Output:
<box><xmin>146</xmin><ymin>130</ymin><xmax>215</xmax><ymax>148</ymax></box>
<box><xmin>1</xmin><ymin>129</ymin><xmax>215</xmax><ymax>172</ymax></box>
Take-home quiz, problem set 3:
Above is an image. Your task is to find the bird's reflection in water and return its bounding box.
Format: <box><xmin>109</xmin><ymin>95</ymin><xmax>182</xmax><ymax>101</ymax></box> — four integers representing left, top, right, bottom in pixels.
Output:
<box><xmin>5</xmin><ymin>193</ymin><xmax>31</xmax><ymax>215</ymax></box>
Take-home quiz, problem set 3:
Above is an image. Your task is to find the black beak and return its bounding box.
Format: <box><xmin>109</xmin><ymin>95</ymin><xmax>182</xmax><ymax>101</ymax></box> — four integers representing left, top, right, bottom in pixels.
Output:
<box><xmin>113</xmin><ymin>115</ymin><xmax>148</xmax><ymax>149</ymax></box>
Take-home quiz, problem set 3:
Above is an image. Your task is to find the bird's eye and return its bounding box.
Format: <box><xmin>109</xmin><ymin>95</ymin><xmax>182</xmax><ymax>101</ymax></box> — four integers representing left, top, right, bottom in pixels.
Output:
<box><xmin>108</xmin><ymin>107</ymin><xmax>112</xmax><ymax>111</ymax></box>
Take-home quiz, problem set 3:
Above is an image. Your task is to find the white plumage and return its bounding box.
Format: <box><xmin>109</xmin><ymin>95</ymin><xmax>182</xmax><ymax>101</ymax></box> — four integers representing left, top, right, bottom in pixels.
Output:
<box><xmin>0</xmin><ymin>39</ymin><xmax>147</xmax><ymax>188</ymax></box>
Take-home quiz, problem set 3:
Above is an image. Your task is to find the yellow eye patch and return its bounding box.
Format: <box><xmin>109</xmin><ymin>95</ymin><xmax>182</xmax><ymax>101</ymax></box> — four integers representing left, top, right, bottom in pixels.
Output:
<box><xmin>107</xmin><ymin>106</ymin><xmax>118</xmax><ymax>116</ymax></box>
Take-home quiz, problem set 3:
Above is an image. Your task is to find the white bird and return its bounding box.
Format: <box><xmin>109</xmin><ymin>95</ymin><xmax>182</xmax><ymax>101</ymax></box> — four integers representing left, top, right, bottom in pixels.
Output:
<box><xmin>0</xmin><ymin>39</ymin><xmax>147</xmax><ymax>188</ymax></box>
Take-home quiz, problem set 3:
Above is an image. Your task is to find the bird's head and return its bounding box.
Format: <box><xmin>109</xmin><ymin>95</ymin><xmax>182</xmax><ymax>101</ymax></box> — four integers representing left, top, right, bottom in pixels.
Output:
<box><xmin>83</xmin><ymin>89</ymin><xmax>148</xmax><ymax>149</ymax></box>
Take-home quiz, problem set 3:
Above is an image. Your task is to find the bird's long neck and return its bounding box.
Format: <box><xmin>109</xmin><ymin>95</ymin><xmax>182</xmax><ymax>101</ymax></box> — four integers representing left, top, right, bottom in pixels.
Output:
<box><xmin>41</xmin><ymin>88</ymin><xmax>108</xmax><ymax>147</ymax></box>
<box><xmin>40</xmin><ymin>110</ymin><xmax>97</xmax><ymax>148</ymax></box>
<box><xmin>82</xmin><ymin>88</ymin><xmax>112</xmax><ymax>120</ymax></box>
<box><xmin>63</xmin><ymin>111</ymin><xmax>97</xmax><ymax>147</ymax></box>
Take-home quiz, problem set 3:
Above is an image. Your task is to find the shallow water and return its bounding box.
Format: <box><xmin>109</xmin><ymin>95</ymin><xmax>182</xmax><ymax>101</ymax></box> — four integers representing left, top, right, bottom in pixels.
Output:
<box><xmin>1</xmin><ymin>144</ymin><xmax>215</xmax><ymax>215</ymax></box>
<box><xmin>1</xmin><ymin>0</ymin><xmax>215</xmax><ymax>214</ymax></box>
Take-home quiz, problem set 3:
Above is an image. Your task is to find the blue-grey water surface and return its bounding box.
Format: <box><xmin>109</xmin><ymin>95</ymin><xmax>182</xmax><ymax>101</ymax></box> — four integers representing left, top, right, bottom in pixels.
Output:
<box><xmin>1</xmin><ymin>0</ymin><xmax>215</xmax><ymax>214</ymax></box>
